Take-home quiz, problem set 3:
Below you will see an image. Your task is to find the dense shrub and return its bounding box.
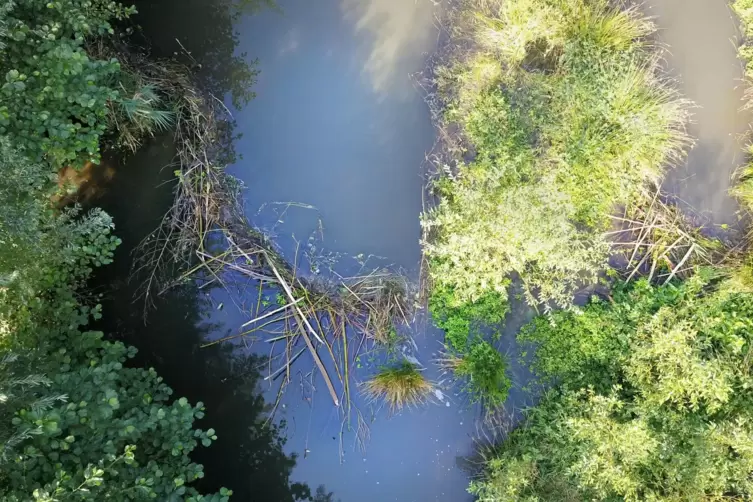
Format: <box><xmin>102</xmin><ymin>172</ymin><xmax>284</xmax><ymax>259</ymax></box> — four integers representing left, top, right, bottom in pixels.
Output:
<box><xmin>0</xmin><ymin>0</ymin><xmax>135</xmax><ymax>165</ymax></box>
<box><xmin>423</xmin><ymin>0</ymin><xmax>688</xmax><ymax>310</ymax></box>
<box><xmin>471</xmin><ymin>270</ymin><xmax>753</xmax><ymax>500</ymax></box>
<box><xmin>0</xmin><ymin>84</ymin><xmax>226</xmax><ymax>501</ymax></box>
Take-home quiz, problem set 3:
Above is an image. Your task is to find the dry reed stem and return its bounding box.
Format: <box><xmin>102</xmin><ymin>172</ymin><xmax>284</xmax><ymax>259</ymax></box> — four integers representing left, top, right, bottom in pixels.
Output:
<box><xmin>609</xmin><ymin>188</ymin><xmax>718</xmax><ymax>281</ymax></box>
<box><xmin>108</xmin><ymin>42</ymin><xmax>416</xmax><ymax>414</ymax></box>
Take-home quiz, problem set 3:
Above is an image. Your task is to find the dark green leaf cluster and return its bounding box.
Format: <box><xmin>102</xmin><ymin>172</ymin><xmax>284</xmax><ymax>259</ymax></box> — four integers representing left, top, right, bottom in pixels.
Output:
<box><xmin>0</xmin><ymin>98</ymin><xmax>226</xmax><ymax>501</ymax></box>
<box><xmin>430</xmin><ymin>284</ymin><xmax>511</xmax><ymax>407</ymax></box>
<box><xmin>429</xmin><ymin>283</ymin><xmax>508</xmax><ymax>352</ymax></box>
<box><xmin>0</xmin><ymin>0</ymin><xmax>135</xmax><ymax>165</ymax></box>
<box><xmin>455</xmin><ymin>340</ymin><xmax>511</xmax><ymax>409</ymax></box>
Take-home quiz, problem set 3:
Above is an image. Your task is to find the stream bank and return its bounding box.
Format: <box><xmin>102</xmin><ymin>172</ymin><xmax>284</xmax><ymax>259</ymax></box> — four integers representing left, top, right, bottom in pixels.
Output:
<box><xmin>86</xmin><ymin>0</ymin><xmax>753</xmax><ymax>501</ymax></box>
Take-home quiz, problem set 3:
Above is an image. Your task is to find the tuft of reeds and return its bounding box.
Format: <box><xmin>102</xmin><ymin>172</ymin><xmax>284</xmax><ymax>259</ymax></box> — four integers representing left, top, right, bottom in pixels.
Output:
<box><xmin>607</xmin><ymin>188</ymin><xmax>720</xmax><ymax>284</ymax></box>
<box><xmin>362</xmin><ymin>362</ymin><xmax>433</xmax><ymax>413</ymax></box>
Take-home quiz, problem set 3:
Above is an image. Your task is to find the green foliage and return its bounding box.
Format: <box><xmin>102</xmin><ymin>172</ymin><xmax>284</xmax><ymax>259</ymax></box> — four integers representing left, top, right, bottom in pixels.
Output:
<box><xmin>0</xmin><ymin>351</ymin><xmax>67</xmax><ymax>464</ymax></box>
<box><xmin>430</xmin><ymin>284</ymin><xmax>509</xmax><ymax>408</ymax></box>
<box><xmin>0</xmin><ymin>138</ymin><xmax>225</xmax><ymax>498</ymax></box>
<box><xmin>472</xmin><ymin>270</ymin><xmax>753</xmax><ymax>501</ymax></box>
<box><xmin>518</xmin><ymin>278</ymin><xmax>692</xmax><ymax>392</ymax></box>
<box><xmin>734</xmin><ymin>0</ymin><xmax>753</xmax><ymax>82</ymax></box>
<box><xmin>423</xmin><ymin>0</ymin><xmax>688</xmax><ymax>310</ymax></box>
<box><xmin>112</xmin><ymin>83</ymin><xmax>175</xmax><ymax>151</ymax></box>
<box><xmin>2</xmin><ymin>332</ymin><xmax>229</xmax><ymax>502</ymax></box>
<box><xmin>0</xmin><ymin>0</ymin><xmax>136</xmax><ymax>166</ymax></box>
<box><xmin>430</xmin><ymin>283</ymin><xmax>507</xmax><ymax>352</ymax></box>
<box><xmin>454</xmin><ymin>340</ymin><xmax>510</xmax><ymax>408</ymax></box>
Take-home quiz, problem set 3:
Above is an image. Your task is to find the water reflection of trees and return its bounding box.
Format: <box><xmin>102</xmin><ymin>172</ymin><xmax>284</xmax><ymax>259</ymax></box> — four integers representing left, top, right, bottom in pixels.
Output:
<box><xmin>85</xmin><ymin>141</ymin><xmax>336</xmax><ymax>501</ymax></box>
<box><xmin>131</xmin><ymin>0</ymin><xmax>276</xmax><ymax>108</ymax></box>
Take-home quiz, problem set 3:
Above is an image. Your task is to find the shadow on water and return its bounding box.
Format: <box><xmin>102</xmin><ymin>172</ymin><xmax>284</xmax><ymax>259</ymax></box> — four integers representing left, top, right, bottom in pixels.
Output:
<box><xmin>644</xmin><ymin>0</ymin><xmax>753</xmax><ymax>235</ymax></box>
<box><xmin>86</xmin><ymin>137</ymin><xmax>336</xmax><ymax>500</ymax></box>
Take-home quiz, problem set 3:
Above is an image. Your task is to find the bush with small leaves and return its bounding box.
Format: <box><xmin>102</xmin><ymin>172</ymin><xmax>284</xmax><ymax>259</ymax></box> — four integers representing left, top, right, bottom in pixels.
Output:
<box><xmin>0</xmin><ymin>0</ymin><xmax>136</xmax><ymax>166</ymax></box>
<box><xmin>0</xmin><ymin>139</ymin><xmax>228</xmax><ymax>500</ymax></box>
<box><xmin>472</xmin><ymin>270</ymin><xmax>753</xmax><ymax>500</ymax></box>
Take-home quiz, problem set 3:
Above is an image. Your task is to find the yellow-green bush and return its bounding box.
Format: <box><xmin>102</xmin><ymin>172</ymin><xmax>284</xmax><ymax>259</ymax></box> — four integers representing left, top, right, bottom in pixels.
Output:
<box><xmin>423</xmin><ymin>0</ymin><xmax>688</xmax><ymax>310</ymax></box>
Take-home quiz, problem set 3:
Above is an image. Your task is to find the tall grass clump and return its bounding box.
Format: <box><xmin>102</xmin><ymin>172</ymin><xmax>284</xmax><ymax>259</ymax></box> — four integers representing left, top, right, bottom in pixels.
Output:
<box><xmin>438</xmin><ymin>339</ymin><xmax>511</xmax><ymax>409</ymax></box>
<box><xmin>363</xmin><ymin>362</ymin><xmax>432</xmax><ymax>413</ymax></box>
<box><xmin>423</xmin><ymin>0</ymin><xmax>689</xmax><ymax>312</ymax></box>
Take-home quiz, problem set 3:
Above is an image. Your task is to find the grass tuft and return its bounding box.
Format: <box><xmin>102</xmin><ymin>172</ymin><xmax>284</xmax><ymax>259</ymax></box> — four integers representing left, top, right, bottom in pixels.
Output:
<box><xmin>437</xmin><ymin>340</ymin><xmax>511</xmax><ymax>409</ymax></box>
<box><xmin>362</xmin><ymin>362</ymin><xmax>432</xmax><ymax>413</ymax></box>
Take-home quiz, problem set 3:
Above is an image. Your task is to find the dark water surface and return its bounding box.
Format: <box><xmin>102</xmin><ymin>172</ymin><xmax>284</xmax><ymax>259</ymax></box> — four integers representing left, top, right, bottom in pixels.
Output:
<box><xmin>100</xmin><ymin>0</ymin><xmax>508</xmax><ymax>501</ymax></box>
<box><xmin>230</xmin><ymin>0</ymin><xmax>436</xmax><ymax>269</ymax></box>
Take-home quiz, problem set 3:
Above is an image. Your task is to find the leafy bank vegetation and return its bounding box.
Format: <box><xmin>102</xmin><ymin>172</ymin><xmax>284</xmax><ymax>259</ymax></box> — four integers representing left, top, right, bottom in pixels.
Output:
<box><xmin>472</xmin><ymin>270</ymin><xmax>753</xmax><ymax>500</ymax></box>
<box><xmin>0</xmin><ymin>0</ymin><xmax>235</xmax><ymax>499</ymax></box>
<box><xmin>733</xmin><ymin>0</ymin><xmax>753</xmax><ymax>213</ymax></box>
<box><xmin>423</xmin><ymin>0</ymin><xmax>688</xmax><ymax>408</ymax></box>
<box><xmin>462</xmin><ymin>1</ymin><xmax>753</xmax><ymax>499</ymax></box>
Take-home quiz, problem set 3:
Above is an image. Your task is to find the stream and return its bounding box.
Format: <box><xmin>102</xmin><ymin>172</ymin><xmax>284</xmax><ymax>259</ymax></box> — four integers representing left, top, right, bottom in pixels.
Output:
<box><xmin>87</xmin><ymin>0</ymin><xmax>752</xmax><ymax>501</ymax></box>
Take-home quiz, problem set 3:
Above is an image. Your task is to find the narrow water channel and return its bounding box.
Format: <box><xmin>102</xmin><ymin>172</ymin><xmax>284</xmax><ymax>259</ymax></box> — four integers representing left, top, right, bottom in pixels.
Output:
<box><xmin>87</xmin><ymin>0</ymin><xmax>753</xmax><ymax>501</ymax></box>
<box><xmin>644</xmin><ymin>0</ymin><xmax>753</xmax><ymax>231</ymax></box>
<box><xmin>213</xmin><ymin>2</ymin><xmax>489</xmax><ymax>500</ymax></box>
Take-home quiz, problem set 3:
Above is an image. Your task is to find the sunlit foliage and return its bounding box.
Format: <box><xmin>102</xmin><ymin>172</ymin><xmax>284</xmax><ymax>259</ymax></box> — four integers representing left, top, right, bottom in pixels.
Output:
<box><xmin>471</xmin><ymin>270</ymin><xmax>753</xmax><ymax>500</ymax></box>
<box><xmin>423</xmin><ymin>0</ymin><xmax>688</xmax><ymax>310</ymax></box>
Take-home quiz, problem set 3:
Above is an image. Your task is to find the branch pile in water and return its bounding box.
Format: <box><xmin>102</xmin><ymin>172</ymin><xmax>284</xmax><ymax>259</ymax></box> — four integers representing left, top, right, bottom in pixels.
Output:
<box><xmin>607</xmin><ymin>187</ymin><xmax>721</xmax><ymax>283</ymax></box>
<box><xmin>108</xmin><ymin>45</ymin><xmax>415</xmax><ymax>412</ymax></box>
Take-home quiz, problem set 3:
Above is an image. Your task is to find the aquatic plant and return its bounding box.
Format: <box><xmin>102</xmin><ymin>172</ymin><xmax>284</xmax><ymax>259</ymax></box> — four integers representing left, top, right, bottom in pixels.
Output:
<box><xmin>118</xmin><ymin>41</ymin><xmax>418</xmax><ymax>413</ymax></box>
<box><xmin>362</xmin><ymin>362</ymin><xmax>432</xmax><ymax>412</ymax></box>
<box><xmin>423</xmin><ymin>0</ymin><xmax>689</xmax><ymax>311</ymax></box>
<box><xmin>340</xmin><ymin>274</ymin><xmax>412</xmax><ymax>345</ymax></box>
<box><xmin>109</xmin><ymin>82</ymin><xmax>176</xmax><ymax>152</ymax></box>
<box><xmin>439</xmin><ymin>340</ymin><xmax>511</xmax><ymax>409</ymax></box>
